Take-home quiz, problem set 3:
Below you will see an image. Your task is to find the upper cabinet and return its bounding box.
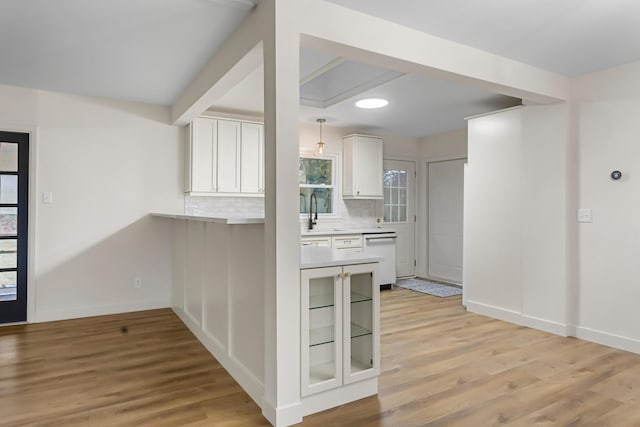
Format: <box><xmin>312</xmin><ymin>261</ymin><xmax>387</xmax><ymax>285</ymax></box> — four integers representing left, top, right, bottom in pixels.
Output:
<box><xmin>186</xmin><ymin>116</ymin><xmax>264</xmax><ymax>196</ymax></box>
<box><xmin>342</xmin><ymin>134</ymin><xmax>383</xmax><ymax>199</ymax></box>
<box><xmin>240</xmin><ymin>122</ymin><xmax>264</xmax><ymax>194</ymax></box>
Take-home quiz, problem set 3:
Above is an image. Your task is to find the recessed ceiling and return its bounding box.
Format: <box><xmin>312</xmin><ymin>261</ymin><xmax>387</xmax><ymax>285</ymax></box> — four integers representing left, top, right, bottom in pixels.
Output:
<box><xmin>300</xmin><ymin>60</ymin><xmax>404</xmax><ymax>109</ymax></box>
<box><xmin>210</xmin><ymin>47</ymin><xmax>521</xmax><ymax>137</ymax></box>
<box><xmin>298</xmin><ymin>62</ymin><xmax>521</xmax><ymax>137</ymax></box>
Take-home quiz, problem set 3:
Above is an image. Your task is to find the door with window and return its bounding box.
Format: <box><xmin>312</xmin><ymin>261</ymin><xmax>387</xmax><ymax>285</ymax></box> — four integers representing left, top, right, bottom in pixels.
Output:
<box><xmin>0</xmin><ymin>131</ymin><xmax>28</xmax><ymax>323</ymax></box>
<box><xmin>383</xmin><ymin>159</ymin><xmax>415</xmax><ymax>278</ymax></box>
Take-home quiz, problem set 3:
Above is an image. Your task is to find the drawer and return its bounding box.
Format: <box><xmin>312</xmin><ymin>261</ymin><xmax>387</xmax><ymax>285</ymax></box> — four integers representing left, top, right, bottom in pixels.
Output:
<box><xmin>301</xmin><ymin>236</ymin><xmax>331</xmax><ymax>247</ymax></box>
<box><xmin>332</xmin><ymin>235</ymin><xmax>362</xmax><ymax>249</ymax></box>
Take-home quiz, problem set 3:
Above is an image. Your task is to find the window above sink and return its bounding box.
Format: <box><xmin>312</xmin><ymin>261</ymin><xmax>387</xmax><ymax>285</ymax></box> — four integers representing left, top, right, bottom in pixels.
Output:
<box><xmin>299</xmin><ymin>155</ymin><xmax>336</xmax><ymax>216</ymax></box>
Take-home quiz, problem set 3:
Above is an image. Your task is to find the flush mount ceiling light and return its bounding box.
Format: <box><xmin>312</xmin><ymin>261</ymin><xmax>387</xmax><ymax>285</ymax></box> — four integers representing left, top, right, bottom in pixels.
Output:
<box><xmin>355</xmin><ymin>98</ymin><xmax>389</xmax><ymax>109</ymax></box>
<box><xmin>316</xmin><ymin>118</ymin><xmax>326</xmax><ymax>154</ymax></box>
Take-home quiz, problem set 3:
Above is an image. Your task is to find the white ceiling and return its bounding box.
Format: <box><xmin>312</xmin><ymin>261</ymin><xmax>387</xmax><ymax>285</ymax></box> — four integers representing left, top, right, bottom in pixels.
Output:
<box><xmin>0</xmin><ymin>0</ymin><xmax>253</xmax><ymax>105</ymax></box>
<box><xmin>326</xmin><ymin>0</ymin><xmax>640</xmax><ymax>77</ymax></box>
<box><xmin>2</xmin><ymin>0</ymin><xmax>640</xmax><ymax>136</ymax></box>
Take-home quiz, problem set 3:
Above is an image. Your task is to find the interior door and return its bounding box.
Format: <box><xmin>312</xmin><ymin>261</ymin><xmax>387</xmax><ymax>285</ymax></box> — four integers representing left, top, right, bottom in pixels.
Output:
<box><xmin>0</xmin><ymin>131</ymin><xmax>29</xmax><ymax>323</ymax></box>
<box><xmin>383</xmin><ymin>159</ymin><xmax>415</xmax><ymax>278</ymax></box>
<box><xmin>428</xmin><ymin>158</ymin><xmax>465</xmax><ymax>284</ymax></box>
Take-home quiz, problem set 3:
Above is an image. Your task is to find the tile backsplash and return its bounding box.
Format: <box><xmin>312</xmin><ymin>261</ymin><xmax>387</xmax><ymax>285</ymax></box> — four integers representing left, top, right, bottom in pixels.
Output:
<box><xmin>185</xmin><ymin>195</ymin><xmax>265</xmax><ymax>217</ymax></box>
<box><xmin>185</xmin><ymin>195</ymin><xmax>381</xmax><ymax>229</ymax></box>
<box><xmin>299</xmin><ymin>199</ymin><xmax>382</xmax><ymax>232</ymax></box>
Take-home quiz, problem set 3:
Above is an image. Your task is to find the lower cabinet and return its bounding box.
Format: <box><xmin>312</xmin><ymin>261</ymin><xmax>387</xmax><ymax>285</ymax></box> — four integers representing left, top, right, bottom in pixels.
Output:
<box><xmin>300</xmin><ymin>263</ymin><xmax>380</xmax><ymax>397</ymax></box>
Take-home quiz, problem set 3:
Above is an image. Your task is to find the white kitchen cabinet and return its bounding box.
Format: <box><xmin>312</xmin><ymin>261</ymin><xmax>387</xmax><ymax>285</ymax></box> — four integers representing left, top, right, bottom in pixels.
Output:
<box><xmin>342</xmin><ymin>134</ymin><xmax>383</xmax><ymax>199</ymax></box>
<box><xmin>186</xmin><ymin>116</ymin><xmax>264</xmax><ymax>196</ymax></box>
<box><xmin>187</xmin><ymin>117</ymin><xmax>217</xmax><ymax>193</ymax></box>
<box><xmin>216</xmin><ymin>119</ymin><xmax>241</xmax><ymax>193</ymax></box>
<box><xmin>240</xmin><ymin>122</ymin><xmax>264</xmax><ymax>194</ymax></box>
<box><xmin>300</xmin><ymin>263</ymin><xmax>380</xmax><ymax>397</ymax></box>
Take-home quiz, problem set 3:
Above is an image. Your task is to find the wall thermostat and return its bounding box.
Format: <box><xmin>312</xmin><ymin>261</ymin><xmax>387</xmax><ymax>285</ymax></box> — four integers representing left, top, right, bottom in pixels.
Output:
<box><xmin>611</xmin><ymin>170</ymin><xmax>622</xmax><ymax>180</ymax></box>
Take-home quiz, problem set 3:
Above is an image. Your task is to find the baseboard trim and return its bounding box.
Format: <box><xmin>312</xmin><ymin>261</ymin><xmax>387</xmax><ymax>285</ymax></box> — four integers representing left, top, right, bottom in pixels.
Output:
<box><xmin>261</xmin><ymin>400</ymin><xmax>303</xmax><ymax>427</ymax></box>
<box><xmin>521</xmin><ymin>314</ymin><xmax>568</xmax><ymax>336</ymax></box>
<box><xmin>35</xmin><ymin>298</ymin><xmax>170</xmax><ymax>322</ymax></box>
<box><xmin>576</xmin><ymin>326</ymin><xmax>640</xmax><ymax>355</ymax></box>
<box><xmin>466</xmin><ymin>300</ymin><xmax>521</xmax><ymax>325</ymax></box>
<box><xmin>466</xmin><ymin>300</ymin><xmax>568</xmax><ymax>336</ymax></box>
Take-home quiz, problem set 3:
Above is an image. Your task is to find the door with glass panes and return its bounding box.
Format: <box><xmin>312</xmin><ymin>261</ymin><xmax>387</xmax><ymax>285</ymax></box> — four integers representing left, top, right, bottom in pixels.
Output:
<box><xmin>383</xmin><ymin>159</ymin><xmax>415</xmax><ymax>277</ymax></box>
<box><xmin>0</xmin><ymin>131</ymin><xmax>28</xmax><ymax>323</ymax></box>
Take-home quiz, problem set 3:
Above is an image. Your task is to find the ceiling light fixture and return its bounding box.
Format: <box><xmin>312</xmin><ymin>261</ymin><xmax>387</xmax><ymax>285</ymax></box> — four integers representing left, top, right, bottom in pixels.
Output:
<box><xmin>355</xmin><ymin>98</ymin><xmax>389</xmax><ymax>109</ymax></box>
<box><xmin>316</xmin><ymin>118</ymin><xmax>326</xmax><ymax>154</ymax></box>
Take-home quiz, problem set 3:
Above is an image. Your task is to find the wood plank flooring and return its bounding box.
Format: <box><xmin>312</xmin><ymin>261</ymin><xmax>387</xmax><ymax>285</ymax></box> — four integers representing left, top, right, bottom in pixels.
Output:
<box><xmin>2</xmin><ymin>288</ymin><xmax>640</xmax><ymax>426</ymax></box>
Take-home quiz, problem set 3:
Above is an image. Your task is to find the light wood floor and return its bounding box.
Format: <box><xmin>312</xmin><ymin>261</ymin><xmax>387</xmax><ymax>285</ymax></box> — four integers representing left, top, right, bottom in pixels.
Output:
<box><xmin>2</xmin><ymin>289</ymin><xmax>640</xmax><ymax>426</ymax></box>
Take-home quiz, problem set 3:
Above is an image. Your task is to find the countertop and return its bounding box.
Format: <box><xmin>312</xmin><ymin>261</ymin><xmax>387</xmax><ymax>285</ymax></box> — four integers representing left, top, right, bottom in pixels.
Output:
<box><xmin>301</xmin><ymin>227</ymin><xmax>395</xmax><ymax>237</ymax></box>
<box><xmin>151</xmin><ymin>212</ymin><xmax>264</xmax><ymax>225</ymax></box>
<box><xmin>300</xmin><ymin>246</ymin><xmax>382</xmax><ymax>269</ymax></box>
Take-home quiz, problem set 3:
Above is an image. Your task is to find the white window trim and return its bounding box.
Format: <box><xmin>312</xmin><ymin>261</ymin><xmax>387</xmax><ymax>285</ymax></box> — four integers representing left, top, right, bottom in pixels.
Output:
<box><xmin>299</xmin><ymin>152</ymin><xmax>339</xmax><ymax>218</ymax></box>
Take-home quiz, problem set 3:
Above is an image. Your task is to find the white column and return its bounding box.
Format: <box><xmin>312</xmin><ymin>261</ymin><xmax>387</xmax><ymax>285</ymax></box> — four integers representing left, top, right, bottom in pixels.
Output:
<box><xmin>262</xmin><ymin>0</ymin><xmax>303</xmax><ymax>425</ymax></box>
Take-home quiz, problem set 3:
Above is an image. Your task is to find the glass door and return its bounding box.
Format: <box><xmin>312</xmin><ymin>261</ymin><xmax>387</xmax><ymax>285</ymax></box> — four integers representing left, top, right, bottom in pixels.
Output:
<box><xmin>0</xmin><ymin>132</ymin><xmax>29</xmax><ymax>323</ymax></box>
<box><xmin>300</xmin><ymin>266</ymin><xmax>343</xmax><ymax>396</ymax></box>
<box><xmin>343</xmin><ymin>263</ymin><xmax>380</xmax><ymax>384</ymax></box>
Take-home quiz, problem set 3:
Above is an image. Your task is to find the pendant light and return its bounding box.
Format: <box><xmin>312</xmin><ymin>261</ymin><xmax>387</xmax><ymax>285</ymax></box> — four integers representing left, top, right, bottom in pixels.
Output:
<box><xmin>316</xmin><ymin>118</ymin><xmax>326</xmax><ymax>154</ymax></box>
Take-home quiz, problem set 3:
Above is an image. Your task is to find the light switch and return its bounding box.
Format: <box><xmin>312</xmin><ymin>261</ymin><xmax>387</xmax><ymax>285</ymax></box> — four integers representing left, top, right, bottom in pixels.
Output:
<box><xmin>42</xmin><ymin>192</ymin><xmax>53</xmax><ymax>204</ymax></box>
<box><xmin>577</xmin><ymin>208</ymin><xmax>592</xmax><ymax>223</ymax></box>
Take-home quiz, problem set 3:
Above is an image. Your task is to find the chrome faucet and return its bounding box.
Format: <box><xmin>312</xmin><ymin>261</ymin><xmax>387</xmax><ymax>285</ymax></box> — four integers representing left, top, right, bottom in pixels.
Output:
<box><xmin>308</xmin><ymin>193</ymin><xmax>318</xmax><ymax>230</ymax></box>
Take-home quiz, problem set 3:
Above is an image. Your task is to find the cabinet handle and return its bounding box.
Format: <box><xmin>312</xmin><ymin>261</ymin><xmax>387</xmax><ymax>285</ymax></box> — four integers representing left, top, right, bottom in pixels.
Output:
<box><xmin>337</xmin><ymin>273</ymin><xmax>344</xmax><ymax>279</ymax></box>
<box><xmin>344</xmin><ymin>272</ymin><xmax>351</xmax><ymax>278</ymax></box>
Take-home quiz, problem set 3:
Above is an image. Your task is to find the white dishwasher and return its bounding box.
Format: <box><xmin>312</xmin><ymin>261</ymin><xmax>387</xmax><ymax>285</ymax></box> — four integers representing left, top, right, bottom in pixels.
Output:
<box><xmin>363</xmin><ymin>232</ymin><xmax>397</xmax><ymax>286</ymax></box>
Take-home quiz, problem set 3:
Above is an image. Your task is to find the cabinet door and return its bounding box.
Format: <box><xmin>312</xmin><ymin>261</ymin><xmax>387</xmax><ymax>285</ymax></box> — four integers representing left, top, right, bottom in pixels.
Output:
<box><xmin>240</xmin><ymin>122</ymin><xmax>264</xmax><ymax>194</ymax></box>
<box><xmin>301</xmin><ymin>266</ymin><xmax>343</xmax><ymax>396</ymax></box>
<box><xmin>189</xmin><ymin>117</ymin><xmax>217</xmax><ymax>193</ymax></box>
<box><xmin>216</xmin><ymin>119</ymin><xmax>241</xmax><ymax>193</ymax></box>
<box><xmin>342</xmin><ymin>263</ymin><xmax>379</xmax><ymax>384</ymax></box>
<box><xmin>354</xmin><ymin>136</ymin><xmax>383</xmax><ymax>197</ymax></box>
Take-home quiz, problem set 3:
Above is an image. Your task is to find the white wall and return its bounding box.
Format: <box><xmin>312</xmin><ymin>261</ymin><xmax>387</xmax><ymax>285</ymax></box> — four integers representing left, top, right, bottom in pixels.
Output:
<box><xmin>465</xmin><ymin>105</ymin><xmax>569</xmax><ymax>335</ymax></box>
<box><xmin>0</xmin><ymin>84</ymin><xmax>183</xmax><ymax>322</ymax></box>
<box><xmin>420</xmin><ymin>128</ymin><xmax>468</xmax><ymax>160</ymax></box>
<box><xmin>573</xmin><ymin>60</ymin><xmax>640</xmax><ymax>352</ymax></box>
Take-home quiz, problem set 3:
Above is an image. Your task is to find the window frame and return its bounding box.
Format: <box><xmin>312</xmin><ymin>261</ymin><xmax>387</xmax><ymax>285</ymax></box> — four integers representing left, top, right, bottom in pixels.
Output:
<box><xmin>299</xmin><ymin>153</ymin><xmax>338</xmax><ymax>218</ymax></box>
<box><xmin>383</xmin><ymin>168</ymin><xmax>409</xmax><ymax>224</ymax></box>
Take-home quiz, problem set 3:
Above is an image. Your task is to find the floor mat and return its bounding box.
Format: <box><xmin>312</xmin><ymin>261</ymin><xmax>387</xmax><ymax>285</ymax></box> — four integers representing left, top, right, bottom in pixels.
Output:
<box><xmin>395</xmin><ymin>278</ymin><xmax>462</xmax><ymax>297</ymax></box>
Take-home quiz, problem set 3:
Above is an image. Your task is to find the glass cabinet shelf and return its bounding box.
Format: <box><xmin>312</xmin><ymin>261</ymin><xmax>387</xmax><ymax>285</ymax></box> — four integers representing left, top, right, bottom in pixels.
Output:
<box><xmin>350</xmin><ymin>323</ymin><xmax>372</xmax><ymax>340</ymax></box>
<box><xmin>310</xmin><ymin>323</ymin><xmax>372</xmax><ymax>347</ymax></box>
<box><xmin>309</xmin><ymin>293</ymin><xmax>335</xmax><ymax>310</ymax></box>
<box><xmin>310</xmin><ymin>326</ymin><xmax>335</xmax><ymax>347</ymax></box>
<box><xmin>351</xmin><ymin>291</ymin><xmax>372</xmax><ymax>304</ymax></box>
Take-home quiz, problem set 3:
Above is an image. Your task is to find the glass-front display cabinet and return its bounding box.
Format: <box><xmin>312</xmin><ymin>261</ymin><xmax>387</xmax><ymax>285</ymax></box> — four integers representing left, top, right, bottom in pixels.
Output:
<box><xmin>301</xmin><ymin>263</ymin><xmax>379</xmax><ymax>397</ymax></box>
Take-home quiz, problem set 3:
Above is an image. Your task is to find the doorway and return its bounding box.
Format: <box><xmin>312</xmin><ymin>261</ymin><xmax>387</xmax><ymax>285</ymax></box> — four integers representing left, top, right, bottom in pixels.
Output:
<box><xmin>0</xmin><ymin>131</ymin><xmax>29</xmax><ymax>323</ymax></box>
<box><xmin>383</xmin><ymin>159</ymin><xmax>415</xmax><ymax>278</ymax></box>
<box><xmin>427</xmin><ymin>158</ymin><xmax>465</xmax><ymax>284</ymax></box>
